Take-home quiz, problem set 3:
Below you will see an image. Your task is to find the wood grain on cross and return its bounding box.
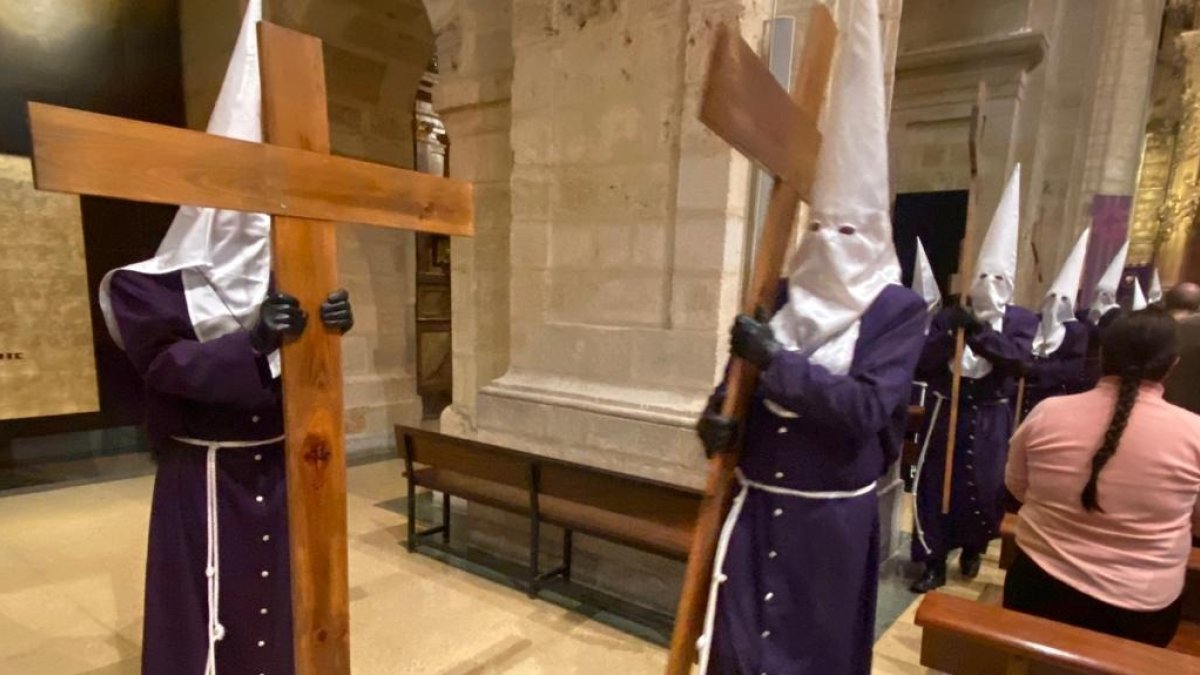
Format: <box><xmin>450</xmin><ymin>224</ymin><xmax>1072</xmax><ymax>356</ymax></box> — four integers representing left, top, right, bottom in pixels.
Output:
<box><xmin>27</xmin><ymin>22</ymin><xmax>473</xmax><ymax>675</ymax></box>
<box><xmin>942</xmin><ymin>82</ymin><xmax>988</xmax><ymax>514</ymax></box>
<box><xmin>665</xmin><ymin>8</ymin><xmax>837</xmax><ymax>674</ymax></box>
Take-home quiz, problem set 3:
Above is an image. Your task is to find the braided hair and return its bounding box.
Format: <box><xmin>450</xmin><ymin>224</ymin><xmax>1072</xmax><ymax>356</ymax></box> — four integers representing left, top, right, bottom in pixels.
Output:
<box><xmin>1083</xmin><ymin>308</ymin><xmax>1179</xmax><ymax>512</ymax></box>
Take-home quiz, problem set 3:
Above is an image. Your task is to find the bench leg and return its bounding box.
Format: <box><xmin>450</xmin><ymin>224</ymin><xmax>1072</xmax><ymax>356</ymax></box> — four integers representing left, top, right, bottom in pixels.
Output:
<box><xmin>562</xmin><ymin>529</ymin><xmax>574</xmax><ymax>582</ymax></box>
<box><xmin>528</xmin><ymin>465</ymin><xmax>541</xmax><ymax>599</ymax></box>
<box><xmin>441</xmin><ymin>491</ymin><xmax>451</xmax><ymax>544</ymax></box>
<box><xmin>404</xmin><ymin>442</ymin><xmax>417</xmax><ymax>553</ymax></box>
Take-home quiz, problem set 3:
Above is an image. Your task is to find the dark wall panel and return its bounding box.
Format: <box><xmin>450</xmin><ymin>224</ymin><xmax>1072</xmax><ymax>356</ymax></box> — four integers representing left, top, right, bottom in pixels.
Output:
<box><xmin>0</xmin><ymin>1</ymin><xmax>184</xmax><ymax>437</ymax></box>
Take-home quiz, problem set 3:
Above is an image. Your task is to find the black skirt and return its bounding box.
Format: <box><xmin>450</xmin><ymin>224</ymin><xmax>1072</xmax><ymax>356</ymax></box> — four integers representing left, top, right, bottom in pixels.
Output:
<box><xmin>1002</xmin><ymin>546</ymin><xmax>1182</xmax><ymax>647</ymax></box>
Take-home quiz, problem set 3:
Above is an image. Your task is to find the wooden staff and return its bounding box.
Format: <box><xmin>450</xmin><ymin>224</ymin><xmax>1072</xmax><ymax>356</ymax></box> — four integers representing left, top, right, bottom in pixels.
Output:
<box><xmin>942</xmin><ymin>82</ymin><xmax>989</xmax><ymax>515</ymax></box>
<box><xmin>665</xmin><ymin>10</ymin><xmax>837</xmax><ymax>674</ymax></box>
<box><xmin>1013</xmin><ymin>376</ymin><xmax>1027</xmax><ymax>427</ymax></box>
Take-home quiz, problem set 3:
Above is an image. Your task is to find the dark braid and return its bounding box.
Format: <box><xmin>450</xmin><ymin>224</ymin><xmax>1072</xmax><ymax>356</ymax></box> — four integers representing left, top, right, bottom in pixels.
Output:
<box><xmin>1081</xmin><ymin>372</ymin><xmax>1140</xmax><ymax>512</ymax></box>
<box><xmin>1082</xmin><ymin>308</ymin><xmax>1179</xmax><ymax>512</ymax></box>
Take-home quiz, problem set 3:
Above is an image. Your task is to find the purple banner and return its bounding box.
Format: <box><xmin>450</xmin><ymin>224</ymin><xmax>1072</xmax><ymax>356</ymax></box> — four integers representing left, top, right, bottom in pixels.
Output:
<box><xmin>1080</xmin><ymin>195</ymin><xmax>1131</xmax><ymax>308</ymax></box>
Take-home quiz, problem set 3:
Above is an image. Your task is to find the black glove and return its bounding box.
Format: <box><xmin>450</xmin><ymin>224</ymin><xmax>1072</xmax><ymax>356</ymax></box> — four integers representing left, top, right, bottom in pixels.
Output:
<box><xmin>947</xmin><ymin>305</ymin><xmax>984</xmax><ymax>335</ymax></box>
<box><xmin>321</xmin><ymin>289</ymin><xmax>354</xmax><ymax>334</ymax></box>
<box><xmin>731</xmin><ymin>312</ymin><xmax>781</xmax><ymax>370</ymax></box>
<box><xmin>252</xmin><ymin>292</ymin><xmax>307</xmax><ymax>353</ymax></box>
<box><xmin>697</xmin><ymin>395</ymin><xmax>739</xmax><ymax>458</ymax></box>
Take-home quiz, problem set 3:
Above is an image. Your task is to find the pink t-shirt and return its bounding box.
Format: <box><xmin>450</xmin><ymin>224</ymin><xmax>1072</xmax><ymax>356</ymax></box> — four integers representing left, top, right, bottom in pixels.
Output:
<box><xmin>1006</xmin><ymin>379</ymin><xmax>1200</xmax><ymax>611</ymax></box>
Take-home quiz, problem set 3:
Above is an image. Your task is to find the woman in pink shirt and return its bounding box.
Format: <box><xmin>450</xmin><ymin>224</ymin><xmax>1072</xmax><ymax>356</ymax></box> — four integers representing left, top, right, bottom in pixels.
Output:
<box><xmin>1004</xmin><ymin>308</ymin><xmax>1200</xmax><ymax>646</ymax></box>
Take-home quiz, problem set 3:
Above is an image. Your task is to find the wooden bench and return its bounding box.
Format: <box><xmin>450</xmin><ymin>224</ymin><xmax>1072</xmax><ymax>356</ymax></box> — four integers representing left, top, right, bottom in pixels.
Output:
<box><xmin>395</xmin><ymin>425</ymin><xmax>702</xmax><ymax>597</ymax></box>
<box><xmin>916</xmin><ymin>592</ymin><xmax>1200</xmax><ymax>674</ymax></box>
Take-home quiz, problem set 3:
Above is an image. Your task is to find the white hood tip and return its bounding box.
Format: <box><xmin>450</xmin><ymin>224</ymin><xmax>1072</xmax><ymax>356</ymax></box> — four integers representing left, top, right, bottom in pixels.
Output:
<box><xmin>98</xmin><ymin>0</ymin><xmax>269</xmax><ymax>350</ymax></box>
<box><xmin>1132</xmin><ymin>277</ymin><xmax>1148</xmax><ymax>311</ymax></box>
<box><xmin>1149</xmin><ymin>268</ymin><xmax>1163</xmax><ymax>304</ymax></box>
<box><xmin>913</xmin><ymin>237</ymin><xmax>942</xmax><ymax>313</ymax></box>
<box><xmin>1089</xmin><ymin>238</ymin><xmax>1130</xmax><ymax>320</ymax></box>
<box><xmin>1047</xmin><ymin>226</ymin><xmax>1091</xmax><ymax>310</ymax></box>
<box><xmin>975</xmin><ymin>164</ymin><xmax>1021</xmax><ymax>283</ymax></box>
<box><xmin>1033</xmin><ymin>226</ymin><xmax>1090</xmax><ymax>356</ymax></box>
<box><xmin>968</xmin><ymin>164</ymin><xmax>1021</xmax><ymax>327</ymax></box>
<box><xmin>769</xmin><ymin>0</ymin><xmax>900</xmax><ymax>376</ymax></box>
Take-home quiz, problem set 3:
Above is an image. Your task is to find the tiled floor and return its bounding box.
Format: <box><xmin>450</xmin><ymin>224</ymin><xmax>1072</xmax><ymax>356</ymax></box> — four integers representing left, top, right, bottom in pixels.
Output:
<box><xmin>0</xmin><ymin>456</ymin><xmax>1003</xmax><ymax>673</ymax></box>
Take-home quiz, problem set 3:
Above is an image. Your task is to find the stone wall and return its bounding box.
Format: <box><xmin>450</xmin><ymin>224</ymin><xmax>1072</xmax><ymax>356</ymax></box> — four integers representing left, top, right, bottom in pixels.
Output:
<box><xmin>179</xmin><ymin>0</ymin><xmax>436</xmax><ymax>453</ymax></box>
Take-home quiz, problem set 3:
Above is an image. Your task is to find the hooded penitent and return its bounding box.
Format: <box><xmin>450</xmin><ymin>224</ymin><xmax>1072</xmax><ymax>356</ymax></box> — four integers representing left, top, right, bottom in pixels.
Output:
<box><xmin>1033</xmin><ymin>227</ymin><xmax>1090</xmax><ymax>356</ymax></box>
<box><xmin>961</xmin><ymin>165</ymin><xmax>1021</xmax><ymax>378</ymax></box>
<box><xmin>99</xmin><ymin>0</ymin><xmax>269</xmax><ymax>353</ymax></box>
<box><xmin>1089</xmin><ymin>239</ymin><xmax>1129</xmax><ymax>323</ymax></box>
<box><xmin>767</xmin><ymin>0</ymin><xmax>900</xmax><ymax>376</ymax></box>
<box><xmin>1149</xmin><ymin>268</ymin><xmax>1163</xmax><ymax>304</ymax></box>
<box><xmin>1132</xmin><ymin>277</ymin><xmax>1148</xmax><ymax>311</ymax></box>
<box><xmin>913</xmin><ymin>237</ymin><xmax>942</xmax><ymax>316</ymax></box>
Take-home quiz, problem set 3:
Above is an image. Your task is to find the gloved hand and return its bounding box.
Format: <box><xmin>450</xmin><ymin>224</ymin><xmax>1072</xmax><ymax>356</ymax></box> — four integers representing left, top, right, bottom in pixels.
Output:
<box><xmin>321</xmin><ymin>289</ymin><xmax>354</xmax><ymax>333</ymax></box>
<box><xmin>252</xmin><ymin>292</ymin><xmax>307</xmax><ymax>353</ymax></box>
<box><xmin>947</xmin><ymin>305</ymin><xmax>985</xmax><ymax>335</ymax></box>
<box><xmin>731</xmin><ymin>312</ymin><xmax>781</xmax><ymax>370</ymax></box>
<box><xmin>696</xmin><ymin>395</ymin><xmax>739</xmax><ymax>458</ymax></box>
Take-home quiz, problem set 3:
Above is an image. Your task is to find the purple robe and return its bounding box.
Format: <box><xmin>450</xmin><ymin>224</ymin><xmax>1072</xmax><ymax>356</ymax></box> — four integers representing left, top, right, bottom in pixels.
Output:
<box><xmin>1019</xmin><ymin>320</ymin><xmax>1089</xmax><ymax>419</ymax></box>
<box><xmin>706</xmin><ymin>285</ymin><xmax>927</xmax><ymax>675</ymax></box>
<box><xmin>108</xmin><ymin>270</ymin><xmax>294</xmax><ymax>675</ymax></box>
<box><xmin>911</xmin><ymin>305</ymin><xmax>1037</xmax><ymax>562</ymax></box>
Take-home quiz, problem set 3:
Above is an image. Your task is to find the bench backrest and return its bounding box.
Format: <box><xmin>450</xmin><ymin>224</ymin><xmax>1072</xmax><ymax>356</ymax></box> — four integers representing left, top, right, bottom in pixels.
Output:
<box><xmin>395</xmin><ymin>426</ymin><xmax>704</xmax><ymax>522</ymax></box>
<box><xmin>916</xmin><ymin>592</ymin><xmax>1200</xmax><ymax>674</ymax></box>
<box><xmin>538</xmin><ymin>462</ymin><xmax>700</xmax><ymax>531</ymax></box>
<box><xmin>396</xmin><ymin>426</ymin><xmax>531</xmax><ymax>489</ymax></box>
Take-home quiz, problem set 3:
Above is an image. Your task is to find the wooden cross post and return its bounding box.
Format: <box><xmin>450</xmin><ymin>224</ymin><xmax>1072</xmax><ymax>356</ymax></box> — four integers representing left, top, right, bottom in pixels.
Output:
<box><xmin>665</xmin><ymin>9</ymin><xmax>837</xmax><ymax>674</ymax></box>
<box><xmin>26</xmin><ymin>22</ymin><xmax>473</xmax><ymax>675</ymax></box>
<box><xmin>942</xmin><ymin>82</ymin><xmax>988</xmax><ymax>514</ymax></box>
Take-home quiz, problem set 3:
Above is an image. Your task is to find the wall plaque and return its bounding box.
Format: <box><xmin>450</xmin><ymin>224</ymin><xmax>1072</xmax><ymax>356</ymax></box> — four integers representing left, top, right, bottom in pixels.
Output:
<box><xmin>0</xmin><ymin>153</ymin><xmax>99</xmax><ymax>420</ymax></box>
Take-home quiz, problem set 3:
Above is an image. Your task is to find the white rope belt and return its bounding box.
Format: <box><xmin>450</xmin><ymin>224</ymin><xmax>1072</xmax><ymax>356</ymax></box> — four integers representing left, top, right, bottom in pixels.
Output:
<box><xmin>172</xmin><ymin>434</ymin><xmax>285</xmax><ymax>675</ymax></box>
<box><xmin>695</xmin><ymin>469</ymin><xmax>876</xmax><ymax>672</ymax></box>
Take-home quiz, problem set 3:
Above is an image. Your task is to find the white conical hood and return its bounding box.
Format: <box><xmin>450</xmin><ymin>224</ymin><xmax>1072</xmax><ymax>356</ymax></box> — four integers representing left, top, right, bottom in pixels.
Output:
<box><xmin>1033</xmin><ymin>227</ymin><xmax>1090</xmax><ymax>355</ymax></box>
<box><xmin>1089</xmin><ymin>239</ymin><xmax>1129</xmax><ymax>322</ymax></box>
<box><xmin>1132</xmin><ymin>277</ymin><xmax>1148</xmax><ymax>311</ymax></box>
<box><xmin>1149</xmin><ymin>268</ymin><xmax>1163</xmax><ymax>304</ymax></box>
<box><xmin>99</xmin><ymin>0</ymin><xmax>269</xmax><ymax>352</ymax></box>
<box><xmin>960</xmin><ymin>165</ymin><xmax>1020</xmax><ymax>378</ymax></box>
<box><xmin>969</xmin><ymin>164</ymin><xmax>1021</xmax><ymax>324</ymax></box>
<box><xmin>912</xmin><ymin>237</ymin><xmax>942</xmax><ymax>314</ymax></box>
<box><xmin>769</xmin><ymin>0</ymin><xmax>900</xmax><ymax>376</ymax></box>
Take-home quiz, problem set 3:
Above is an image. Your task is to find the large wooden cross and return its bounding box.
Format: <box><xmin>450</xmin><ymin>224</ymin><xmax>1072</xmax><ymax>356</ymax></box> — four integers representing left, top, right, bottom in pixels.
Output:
<box><xmin>27</xmin><ymin>22</ymin><xmax>473</xmax><ymax>675</ymax></box>
<box><xmin>666</xmin><ymin>8</ymin><xmax>837</xmax><ymax>673</ymax></box>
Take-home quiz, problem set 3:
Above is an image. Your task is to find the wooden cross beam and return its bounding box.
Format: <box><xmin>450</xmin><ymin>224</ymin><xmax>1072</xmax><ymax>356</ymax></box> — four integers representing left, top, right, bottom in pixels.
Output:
<box><xmin>27</xmin><ymin>22</ymin><xmax>473</xmax><ymax>675</ymax></box>
<box><xmin>666</xmin><ymin>9</ymin><xmax>837</xmax><ymax>674</ymax></box>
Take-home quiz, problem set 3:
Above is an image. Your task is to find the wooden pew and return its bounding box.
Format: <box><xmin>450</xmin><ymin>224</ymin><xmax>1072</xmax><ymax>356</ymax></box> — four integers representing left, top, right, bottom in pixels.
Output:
<box><xmin>395</xmin><ymin>425</ymin><xmax>702</xmax><ymax>596</ymax></box>
<box><xmin>916</xmin><ymin>592</ymin><xmax>1200</xmax><ymax>674</ymax></box>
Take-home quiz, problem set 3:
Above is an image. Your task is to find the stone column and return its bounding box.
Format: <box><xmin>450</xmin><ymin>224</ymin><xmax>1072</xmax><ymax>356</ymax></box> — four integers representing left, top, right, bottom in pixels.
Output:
<box><xmin>1063</xmin><ymin>0</ymin><xmax>1161</xmax><ymax>277</ymax></box>
<box><xmin>470</xmin><ymin>0</ymin><xmax>777</xmax><ymax>489</ymax></box>
<box><xmin>431</xmin><ymin>0</ymin><xmax>516</xmax><ymax>435</ymax></box>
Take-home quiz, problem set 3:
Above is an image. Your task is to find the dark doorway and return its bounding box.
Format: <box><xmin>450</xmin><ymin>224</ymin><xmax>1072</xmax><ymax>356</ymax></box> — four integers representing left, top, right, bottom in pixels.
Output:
<box><xmin>893</xmin><ymin>190</ymin><xmax>969</xmax><ymax>298</ymax></box>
